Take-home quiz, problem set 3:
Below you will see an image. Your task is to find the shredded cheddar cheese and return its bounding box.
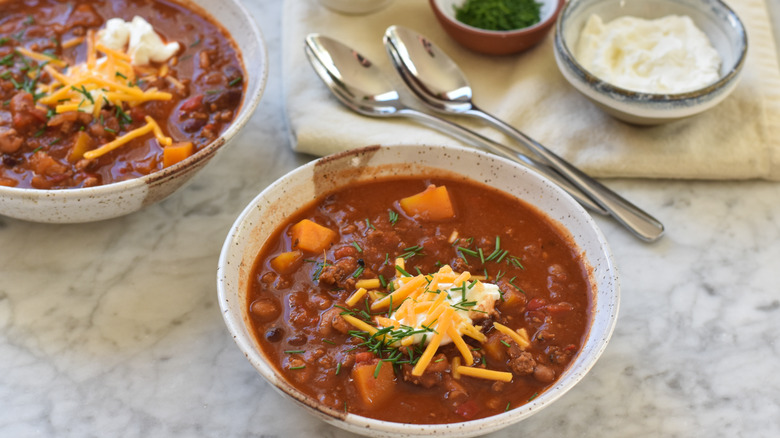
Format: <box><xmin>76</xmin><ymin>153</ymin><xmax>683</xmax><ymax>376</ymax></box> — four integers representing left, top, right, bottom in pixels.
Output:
<box><xmin>16</xmin><ymin>17</ymin><xmax>181</xmax><ymax>162</ymax></box>
<box><xmin>338</xmin><ymin>264</ymin><xmax>531</xmax><ymax>383</ymax></box>
<box><xmin>455</xmin><ymin>366</ymin><xmax>513</xmax><ymax>382</ymax></box>
<box><xmin>345</xmin><ymin>287</ymin><xmax>368</xmax><ymax>307</ymax></box>
<box><xmin>493</xmin><ymin>322</ymin><xmax>531</xmax><ymax>349</ymax></box>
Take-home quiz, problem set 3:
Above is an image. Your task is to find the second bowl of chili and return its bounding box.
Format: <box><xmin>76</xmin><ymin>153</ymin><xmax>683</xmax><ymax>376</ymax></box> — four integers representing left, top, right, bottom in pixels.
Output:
<box><xmin>0</xmin><ymin>0</ymin><xmax>268</xmax><ymax>223</ymax></box>
<box><xmin>218</xmin><ymin>143</ymin><xmax>619</xmax><ymax>437</ymax></box>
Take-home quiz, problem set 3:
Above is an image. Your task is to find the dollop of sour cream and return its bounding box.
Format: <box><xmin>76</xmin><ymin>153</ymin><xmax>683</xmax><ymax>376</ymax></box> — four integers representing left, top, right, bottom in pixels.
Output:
<box><xmin>390</xmin><ymin>280</ymin><xmax>501</xmax><ymax>346</ymax></box>
<box><xmin>575</xmin><ymin>14</ymin><xmax>721</xmax><ymax>94</ymax></box>
<box><xmin>97</xmin><ymin>16</ymin><xmax>180</xmax><ymax>66</ymax></box>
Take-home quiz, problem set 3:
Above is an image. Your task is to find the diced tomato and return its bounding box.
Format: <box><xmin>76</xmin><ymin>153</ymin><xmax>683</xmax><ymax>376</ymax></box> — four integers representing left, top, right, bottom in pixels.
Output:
<box><xmin>454</xmin><ymin>400</ymin><xmax>480</xmax><ymax>420</ymax></box>
<box><xmin>355</xmin><ymin>352</ymin><xmax>375</xmax><ymax>363</ymax></box>
<box><xmin>526</xmin><ymin>298</ymin><xmax>547</xmax><ymax>311</ymax></box>
<box><xmin>546</xmin><ymin>302</ymin><xmax>574</xmax><ymax>314</ymax></box>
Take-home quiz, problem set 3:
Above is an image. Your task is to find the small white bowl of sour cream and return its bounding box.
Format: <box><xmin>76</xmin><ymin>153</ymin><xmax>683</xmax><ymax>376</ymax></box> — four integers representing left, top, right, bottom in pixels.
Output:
<box><xmin>553</xmin><ymin>0</ymin><xmax>747</xmax><ymax>125</ymax></box>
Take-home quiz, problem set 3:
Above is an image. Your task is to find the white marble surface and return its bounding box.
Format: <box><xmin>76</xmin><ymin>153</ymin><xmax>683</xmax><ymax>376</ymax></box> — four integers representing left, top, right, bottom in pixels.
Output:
<box><xmin>1</xmin><ymin>1</ymin><xmax>779</xmax><ymax>437</ymax></box>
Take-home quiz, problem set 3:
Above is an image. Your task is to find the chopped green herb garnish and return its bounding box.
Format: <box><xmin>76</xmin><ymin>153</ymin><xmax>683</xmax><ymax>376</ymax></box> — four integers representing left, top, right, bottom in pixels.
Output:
<box><xmin>289</xmin><ymin>365</ymin><xmax>306</xmax><ymax>370</ymax></box>
<box><xmin>500</xmin><ymin>340</ymin><xmax>511</xmax><ymax>348</ymax></box>
<box><xmin>335</xmin><ymin>362</ymin><xmax>342</xmax><ymax>375</ymax></box>
<box><xmin>365</xmin><ymin>218</ymin><xmax>376</xmax><ymax>230</ymax></box>
<box><xmin>322</xmin><ymin>338</ymin><xmax>336</xmax><ymax>345</ymax></box>
<box><xmin>0</xmin><ymin>53</ymin><xmax>15</xmax><ymax>66</ymax></box>
<box><xmin>388</xmin><ymin>209</ymin><xmax>399</xmax><ymax>225</ymax></box>
<box><xmin>373</xmin><ymin>360</ymin><xmax>383</xmax><ymax>378</ymax></box>
<box><xmin>528</xmin><ymin>392</ymin><xmax>539</xmax><ymax>401</ymax></box>
<box><xmin>400</xmin><ymin>245</ymin><xmax>424</xmax><ymax>260</ymax></box>
<box><xmin>457</xmin><ymin>246</ymin><xmax>478</xmax><ymax>257</ymax></box>
<box><xmin>0</xmin><ymin>37</ymin><xmax>9</xmax><ymax>46</ymax></box>
<box><xmin>351</xmin><ymin>241</ymin><xmax>362</xmax><ymax>253</ymax></box>
<box><xmin>71</xmin><ymin>85</ymin><xmax>94</xmax><ymax>104</ymax></box>
<box><xmin>189</xmin><ymin>37</ymin><xmax>202</xmax><ymax>48</ymax></box>
<box><xmin>394</xmin><ymin>265</ymin><xmax>412</xmax><ymax>277</ymax></box>
<box><xmin>104</xmin><ymin>127</ymin><xmax>116</xmax><ymax>134</ymax></box>
<box><xmin>23</xmin><ymin>15</ymin><xmax>34</xmax><ymax>26</ymax></box>
<box><xmin>284</xmin><ymin>350</ymin><xmax>305</xmax><ymax>354</ymax></box>
<box><xmin>352</xmin><ymin>265</ymin><xmax>365</xmax><ymax>278</ymax></box>
<box><xmin>455</xmin><ymin>0</ymin><xmax>541</xmax><ymax>32</ymax></box>
<box><xmin>228</xmin><ymin>76</ymin><xmax>243</xmax><ymax>87</ymax></box>
<box><xmin>115</xmin><ymin>71</ymin><xmax>127</xmax><ymax>80</ymax></box>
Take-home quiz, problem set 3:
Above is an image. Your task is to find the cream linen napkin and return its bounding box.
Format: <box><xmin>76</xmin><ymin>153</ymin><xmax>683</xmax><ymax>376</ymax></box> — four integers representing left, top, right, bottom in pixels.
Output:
<box><xmin>282</xmin><ymin>0</ymin><xmax>780</xmax><ymax>180</ymax></box>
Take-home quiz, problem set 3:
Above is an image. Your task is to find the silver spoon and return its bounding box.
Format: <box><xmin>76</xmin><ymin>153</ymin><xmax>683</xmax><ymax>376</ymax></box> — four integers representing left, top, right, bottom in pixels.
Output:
<box><xmin>304</xmin><ymin>34</ymin><xmax>606</xmax><ymax>214</ymax></box>
<box><xmin>383</xmin><ymin>25</ymin><xmax>665</xmax><ymax>242</ymax></box>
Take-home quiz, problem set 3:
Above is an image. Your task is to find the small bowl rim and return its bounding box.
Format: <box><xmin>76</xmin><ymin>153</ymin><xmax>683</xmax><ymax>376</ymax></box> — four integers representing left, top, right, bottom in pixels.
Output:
<box><xmin>0</xmin><ymin>0</ymin><xmax>268</xmax><ymax>202</ymax></box>
<box><xmin>431</xmin><ymin>0</ymin><xmax>565</xmax><ymax>37</ymax></box>
<box><xmin>217</xmin><ymin>143</ymin><xmax>620</xmax><ymax>437</ymax></box>
<box><xmin>553</xmin><ymin>0</ymin><xmax>748</xmax><ymax>101</ymax></box>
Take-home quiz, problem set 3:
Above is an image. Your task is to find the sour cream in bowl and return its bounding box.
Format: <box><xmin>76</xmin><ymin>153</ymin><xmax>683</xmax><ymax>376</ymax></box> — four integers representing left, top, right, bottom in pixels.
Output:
<box><xmin>553</xmin><ymin>0</ymin><xmax>747</xmax><ymax>124</ymax></box>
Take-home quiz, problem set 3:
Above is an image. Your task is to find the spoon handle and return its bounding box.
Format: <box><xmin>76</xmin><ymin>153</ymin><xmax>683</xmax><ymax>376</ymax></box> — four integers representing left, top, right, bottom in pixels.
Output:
<box><xmin>467</xmin><ymin>107</ymin><xmax>665</xmax><ymax>242</ymax></box>
<box><xmin>397</xmin><ymin>108</ymin><xmax>608</xmax><ymax>214</ymax></box>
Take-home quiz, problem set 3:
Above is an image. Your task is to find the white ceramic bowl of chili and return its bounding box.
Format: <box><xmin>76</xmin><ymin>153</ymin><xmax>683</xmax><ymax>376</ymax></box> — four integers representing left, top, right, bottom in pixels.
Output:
<box><xmin>217</xmin><ymin>143</ymin><xmax>620</xmax><ymax>437</ymax></box>
<box><xmin>0</xmin><ymin>0</ymin><xmax>268</xmax><ymax>223</ymax></box>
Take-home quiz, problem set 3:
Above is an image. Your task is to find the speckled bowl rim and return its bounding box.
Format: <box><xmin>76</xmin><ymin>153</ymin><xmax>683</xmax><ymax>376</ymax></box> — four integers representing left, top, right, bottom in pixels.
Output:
<box><xmin>553</xmin><ymin>0</ymin><xmax>748</xmax><ymax>102</ymax></box>
<box><xmin>431</xmin><ymin>0</ymin><xmax>564</xmax><ymax>36</ymax></box>
<box><xmin>217</xmin><ymin>143</ymin><xmax>620</xmax><ymax>438</ymax></box>
<box><xmin>0</xmin><ymin>0</ymin><xmax>268</xmax><ymax>211</ymax></box>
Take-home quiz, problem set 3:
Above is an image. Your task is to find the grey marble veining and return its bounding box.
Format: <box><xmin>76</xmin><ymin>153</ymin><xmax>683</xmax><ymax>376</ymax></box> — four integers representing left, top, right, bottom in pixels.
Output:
<box><xmin>1</xmin><ymin>0</ymin><xmax>779</xmax><ymax>437</ymax></box>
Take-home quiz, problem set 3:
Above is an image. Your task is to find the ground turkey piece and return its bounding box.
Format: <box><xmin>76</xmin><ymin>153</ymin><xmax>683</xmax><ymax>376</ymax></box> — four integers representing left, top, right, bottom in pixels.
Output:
<box><xmin>401</xmin><ymin>353</ymin><xmax>449</xmax><ymax>388</ymax></box>
<box><xmin>317</xmin><ymin>257</ymin><xmax>358</xmax><ymax>290</ymax></box>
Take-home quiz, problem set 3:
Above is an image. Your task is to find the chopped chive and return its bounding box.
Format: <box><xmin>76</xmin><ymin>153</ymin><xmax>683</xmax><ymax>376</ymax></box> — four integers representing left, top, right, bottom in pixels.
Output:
<box><xmin>189</xmin><ymin>37</ymin><xmax>202</xmax><ymax>48</ymax></box>
<box><xmin>500</xmin><ymin>340</ymin><xmax>511</xmax><ymax>347</ymax></box>
<box><xmin>23</xmin><ymin>15</ymin><xmax>34</xmax><ymax>26</ymax></box>
<box><xmin>528</xmin><ymin>392</ymin><xmax>539</xmax><ymax>401</ymax></box>
<box><xmin>322</xmin><ymin>338</ymin><xmax>336</xmax><ymax>345</ymax></box>
<box><xmin>378</xmin><ymin>274</ymin><xmax>387</xmax><ymax>288</ymax></box>
<box><xmin>104</xmin><ymin>127</ymin><xmax>116</xmax><ymax>134</ymax></box>
<box><xmin>478</xmin><ymin>248</ymin><xmax>485</xmax><ymax>264</ymax></box>
<box><xmin>70</xmin><ymin>85</ymin><xmax>94</xmax><ymax>104</ymax></box>
<box><xmin>284</xmin><ymin>350</ymin><xmax>305</xmax><ymax>354</ymax></box>
<box><xmin>373</xmin><ymin>360</ymin><xmax>382</xmax><ymax>378</ymax></box>
<box><xmin>228</xmin><ymin>76</ymin><xmax>243</xmax><ymax>87</ymax></box>
<box><xmin>388</xmin><ymin>209</ymin><xmax>399</xmax><ymax>225</ymax></box>
<box><xmin>457</xmin><ymin>246</ymin><xmax>478</xmax><ymax>257</ymax></box>
<box><xmin>289</xmin><ymin>365</ymin><xmax>306</xmax><ymax>370</ymax></box>
<box><xmin>394</xmin><ymin>265</ymin><xmax>412</xmax><ymax>277</ymax></box>
<box><xmin>335</xmin><ymin>362</ymin><xmax>342</xmax><ymax>375</ymax></box>
<box><xmin>49</xmin><ymin>137</ymin><xmax>61</xmax><ymax>145</ymax></box>
<box><xmin>365</xmin><ymin>218</ymin><xmax>375</xmax><ymax>230</ymax></box>
<box><xmin>351</xmin><ymin>241</ymin><xmax>362</xmax><ymax>253</ymax></box>
<box><xmin>352</xmin><ymin>265</ymin><xmax>364</xmax><ymax>278</ymax></box>
<box><xmin>505</xmin><ymin>402</ymin><xmax>511</xmax><ymax>411</ymax></box>
<box><xmin>115</xmin><ymin>71</ymin><xmax>127</xmax><ymax>80</ymax></box>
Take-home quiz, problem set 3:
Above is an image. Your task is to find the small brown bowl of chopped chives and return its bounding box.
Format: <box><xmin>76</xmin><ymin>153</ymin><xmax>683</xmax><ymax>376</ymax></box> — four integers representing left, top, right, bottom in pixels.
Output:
<box><xmin>429</xmin><ymin>0</ymin><xmax>565</xmax><ymax>55</ymax></box>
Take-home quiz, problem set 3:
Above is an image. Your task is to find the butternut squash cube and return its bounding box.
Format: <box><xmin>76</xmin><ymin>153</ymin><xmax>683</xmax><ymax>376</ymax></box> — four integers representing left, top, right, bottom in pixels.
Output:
<box><xmin>399</xmin><ymin>184</ymin><xmax>455</xmax><ymax>220</ymax></box>
<box><xmin>290</xmin><ymin>219</ymin><xmax>336</xmax><ymax>254</ymax></box>
<box><xmin>270</xmin><ymin>250</ymin><xmax>303</xmax><ymax>274</ymax></box>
